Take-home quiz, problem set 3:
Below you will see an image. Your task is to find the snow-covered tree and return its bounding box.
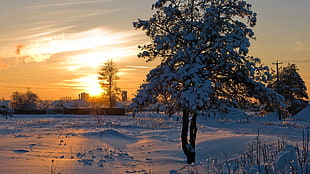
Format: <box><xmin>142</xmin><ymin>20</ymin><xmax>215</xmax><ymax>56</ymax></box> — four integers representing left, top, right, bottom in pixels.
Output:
<box><xmin>98</xmin><ymin>59</ymin><xmax>121</xmax><ymax>108</ymax></box>
<box><xmin>268</xmin><ymin>63</ymin><xmax>309</xmax><ymax>115</ymax></box>
<box><xmin>131</xmin><ymin>0</ymin><xmax>285</xmax><ymax>164</ymax></box>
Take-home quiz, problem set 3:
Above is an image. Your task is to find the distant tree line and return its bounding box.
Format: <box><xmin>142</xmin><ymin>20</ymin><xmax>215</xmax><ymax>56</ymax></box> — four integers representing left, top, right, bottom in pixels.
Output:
<box><xmin>6</xmin><ymin>87</ymin><xmax>125</xmax><ymax>115</ymax></box>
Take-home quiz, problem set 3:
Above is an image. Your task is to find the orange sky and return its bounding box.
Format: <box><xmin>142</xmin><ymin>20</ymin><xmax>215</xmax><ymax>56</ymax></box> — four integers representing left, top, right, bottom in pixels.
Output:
<box><xmin>0</xmin><ymin>0</ymin><xmax>309</xmax><ymax>100</ymax></box>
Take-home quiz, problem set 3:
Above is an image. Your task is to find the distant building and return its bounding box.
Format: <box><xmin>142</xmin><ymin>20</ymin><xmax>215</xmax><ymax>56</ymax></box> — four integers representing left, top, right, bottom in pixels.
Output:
<box><xmin>121</xmin><ymin>91</ymin><xmax>127</xmax><ymax>102</ymax></box>
<box><xmin>79</xmin><ymin>92</ymin><xmax>89</xmax><ymax>101</ymax></box>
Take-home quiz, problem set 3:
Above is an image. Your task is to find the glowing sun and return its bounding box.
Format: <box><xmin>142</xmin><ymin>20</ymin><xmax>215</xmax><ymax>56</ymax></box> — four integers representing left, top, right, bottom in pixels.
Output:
<box><xmin>86</xmin><ymin>83</ymin><xmax>103</xmax><ymax>97</ymax></box>
<box><xmin>76</xmin><ymin>75</ymin><xmax>104</xmax><ymax>97</ymax></box>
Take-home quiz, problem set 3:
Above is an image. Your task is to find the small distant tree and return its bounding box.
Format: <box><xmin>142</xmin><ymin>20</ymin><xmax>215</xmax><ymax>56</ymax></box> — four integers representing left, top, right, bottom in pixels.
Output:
<box><xmin>98</xmin><ymin>59</ymin><xmax>121</xmax><ymax>108</ymax></box>
<box><xmin>130</xmin><ymin>0</ymin><xmax>285</xmax><ymax>164</ymax></box>
<box><xmin>268</xmin><ymin>63</ymin><xmax>309</xmax><ymax>115</ymax></box>
<box><xmin>0</xmin><ymin>105</ymin><xmax>14</xmax><ymax>119</ymax></box>
<box><xmin>9</xmin><ymin>90</ymin><xmax>39</xmax><ymax>110</ymax></box>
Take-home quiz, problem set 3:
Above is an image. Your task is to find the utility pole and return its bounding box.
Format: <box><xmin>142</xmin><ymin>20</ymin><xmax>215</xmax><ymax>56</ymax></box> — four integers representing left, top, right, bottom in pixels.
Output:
<box><xmin>272</xmin><ymin>60</ymin><xmax>283</xmax><ymax>120</ymax></box>
<box><xmin>272</xmin><ymin>60</ymin><xmax>283</xmax><ymax>93</ymax></box>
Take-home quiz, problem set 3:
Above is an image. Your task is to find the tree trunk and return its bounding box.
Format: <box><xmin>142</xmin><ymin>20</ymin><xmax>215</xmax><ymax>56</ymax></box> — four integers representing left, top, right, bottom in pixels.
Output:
<box><xmin>109</xmin><ymin>77</ymin><xmax>113</xmax><ymax>109</ymax></box>
<box><xmin>181</xmin><ymin>109</ymin><xmax>197</xmax><ymax>164</ymax></box>
<box><xmin>189</xmin><ymin>112</ymin><xmax>197</xmax><ymax>160</ymax></box>
<box><xmin>109</xmin><ymin>93</ymin><xmax>112</xmax><ymax>109</ymax></box>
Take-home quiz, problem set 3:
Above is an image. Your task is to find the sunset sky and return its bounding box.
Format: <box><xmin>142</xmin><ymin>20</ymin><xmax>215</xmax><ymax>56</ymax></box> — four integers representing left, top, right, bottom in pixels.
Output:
<box><xmin>1</xmin><ymin>0</ymin><xmax>309</xmax><ymax>100</ymax></box>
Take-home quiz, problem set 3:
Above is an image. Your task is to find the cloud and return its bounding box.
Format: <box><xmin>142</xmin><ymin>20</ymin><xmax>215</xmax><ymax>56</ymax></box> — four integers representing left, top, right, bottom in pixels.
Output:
<box><xmin>0</xmin><ymin>57</ymin><xmax>9</xmax><ymax>69</ymax></box>
<box><xmin>0</xmin><ymin>57</ymin><xmax>24</xmax><ymax>70</ymax></box>
<box><xmin>294</xmin><ymin>59</ymin><xmax>310</xmax><ymax>64</ymax></box>
<box><xmin>31</xmin><ymin>0</ymin><xmax>110</xmax><ymax>8</ymax></box>
<box><xmin>292</xmin><ymin>41</ymin><xmax>310</xmax><ymax>51</ymax></box>
<box><xmin>15</xmin><ymin>28</ymin><xmax>138</xmax><ymax>63</ymax></box>
<box><xmin>61</xmin><ymin>74</ymin><xmax>104</xmax><ymax>96</ymax></box>
<box><xmin>15</xmin><ymin>45</ymin><xmax>26</xmax><ymax>55</ymax></box>
<box><xmin>119</xmin><ymin>68</ymin><xmax>136</xmax><ymax>71</ymax></box>
<box><xmin>126</xmin><ymin>65</ymin><xmax>152</xmax><ymax>69</ymax></box>
<box><xmin>16</xmin><ymin>34</ymin><xmax>66</xmax><ymax>63</ymax></box>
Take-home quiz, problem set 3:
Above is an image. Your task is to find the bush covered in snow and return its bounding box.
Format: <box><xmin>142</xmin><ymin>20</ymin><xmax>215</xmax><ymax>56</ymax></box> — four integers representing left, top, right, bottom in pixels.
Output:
<box><xmin>173</xmin><ymin>135</ymin><xmax>310</xmax><ymax>174</ymax></box>
<box><xmin>0</xmin><ymin>105</ymin><xmax>14</xmax><ymax>119</ymax></box>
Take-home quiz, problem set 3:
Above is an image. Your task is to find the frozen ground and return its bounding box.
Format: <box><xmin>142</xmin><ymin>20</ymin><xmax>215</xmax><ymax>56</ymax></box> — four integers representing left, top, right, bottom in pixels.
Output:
<box><xmin>0</xmin><ymin>107</ymin><xmax>309</xmax><ymax>174</ymax></box>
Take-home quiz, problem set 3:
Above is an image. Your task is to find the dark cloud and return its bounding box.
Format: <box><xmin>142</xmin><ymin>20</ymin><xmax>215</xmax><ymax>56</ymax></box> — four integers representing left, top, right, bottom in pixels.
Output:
<box><xmin>15</xmin><ymin>45</ymin><xmax>26</xmax><ymax>55</ymax></box>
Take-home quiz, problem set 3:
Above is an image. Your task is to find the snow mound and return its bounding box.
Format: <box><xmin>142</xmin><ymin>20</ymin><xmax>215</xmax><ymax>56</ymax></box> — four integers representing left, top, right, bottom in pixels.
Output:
<box><xmin>0</xmin><ymin>129</ymin><xmax>21</xmax><ymax>135</ymax></box>
<box><xmin>225</xmin><ymin>108</ymin><xmax>249</xmax><ymax>120</ymax></box>
<box><xmin>255</xmin><ymin>112</ymin><xmax>280</xmax><ymax>122</ymax></box>
<box><xmin>12</xmin><ymin>150</ymin><xmax>29</xmax><ymax>153</ymax></box>
<box><xmin>83</xmin><ymin>129</ymin><xmax>134</xmax><ymax>140</ymax></box>
<box><xmin>202</xmin><ymin>107</ymin><xmax>249</xmax><ymax>121</ymax></box>
<box><xmin>293</xmin><ymin>105</ymin><xmax>310</xmax><ymax>121</ymax></box>
<box><xmin>119</xmin><ymin>125</ymin><xmax>143</xmax><ymax>130</ymax></box>
<box><xmin>274</xmin><ymin>145</ymin><xmax>299</xmax><ymax>172</ymax></box>
<box><xmin>99</xmin><ymin>129</ymin><xmax>132</xmax><ymax>139</ymax></box>
<box><xmin>82</xmin><ymin>129</ymin><xmax>139</xmax><ymax>146</ymax></box>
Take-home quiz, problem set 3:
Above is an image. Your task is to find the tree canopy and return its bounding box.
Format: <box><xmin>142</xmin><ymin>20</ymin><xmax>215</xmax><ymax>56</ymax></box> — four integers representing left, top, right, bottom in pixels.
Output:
<box><xmin>131</xmin><ymin>0</ymin><xmax>284</xmax><ymax>114</ymax></box>
<box><xmin>9</xmin><ymin>90</ymin><xmax>39</xmax><ymax>110</ymax></box>
<box><xmin>268</xmin><ymin>63</ymin><xmax>309</xmax><ymax>115</ymax></box>
<box><xmin>131</xmin><ymin>0</ymin><xmax>286</xmax><ymax>164</ymax></box>
<box><xmin>98</xmin><ymin>59</ymin><xmax>120</xmax><ymax>108</ymax></box>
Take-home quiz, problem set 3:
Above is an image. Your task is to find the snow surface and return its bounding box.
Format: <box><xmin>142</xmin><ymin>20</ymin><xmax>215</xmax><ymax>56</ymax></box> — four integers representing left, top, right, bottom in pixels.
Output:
<box><xmin>0</xmin><ymin>109</ymin><xmax>309</xmax><ymax>173</ymax></box>
<box><xmin>293</xmin><ymin>105</ymin><xmax>310</xmax><ymax>121</ymax></box>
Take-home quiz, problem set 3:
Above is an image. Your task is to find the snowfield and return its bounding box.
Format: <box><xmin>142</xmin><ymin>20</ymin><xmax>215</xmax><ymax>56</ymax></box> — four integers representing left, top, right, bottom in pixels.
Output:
<box><xmin>0</xmin><ymin>107</ymin><xmax>309</xmax><ymax>173</ymax></box>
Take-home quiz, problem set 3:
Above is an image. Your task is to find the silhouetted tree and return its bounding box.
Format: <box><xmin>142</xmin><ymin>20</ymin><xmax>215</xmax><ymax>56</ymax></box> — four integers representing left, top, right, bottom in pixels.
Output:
<box><xmin>268</xmin><ymin>63</ymin><xmax>309</xmax><ymax>115</ymax></box>
<box><xmin>9</xmin><ymin>90</ymin><xmax>39</xmax><ymax>110</ymax></box>
<box><xmin>98</xmin><ymin>60</ymin><xmax>121</xmax><ymax>108</ymax></box>
<box><xmin>131</xmin><ymin>0</ymin><xmax>285</xmax><ymax>164</ymax></box>
<box><xmin>0</xmin><ymin>105</ymin><xmax>14</xmax><ymax>119</ymax></box>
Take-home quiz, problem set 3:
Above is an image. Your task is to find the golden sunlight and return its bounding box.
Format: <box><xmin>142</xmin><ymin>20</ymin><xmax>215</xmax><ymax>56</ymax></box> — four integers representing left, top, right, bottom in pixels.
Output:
<box><xmin>14</xmin><ymin>28</ymin><xmax>137</xmax><ymax>97</ymax></box>
<box><xmin>69</xmin><ymin>75</ymin><xmax>104</xmax><ymax>97</ymax></box>
<box><xmin>86</xmin><ymin>84</ymin><xmax>103</xmax><ymax>97</ymax></box>
<box><xmin>17</xmin><ymin>28</ymin><xmax>134</xmax><ymax>63</ymax></box>
<box><xmin>65</xmin><ymin>50</ymin><xmax>128</xmax><ymax>71</ymax></box>
<box><xmin>83</xmin><ymin>76</ymin><xmax>104</xmax><ymax>97</ymax></box>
